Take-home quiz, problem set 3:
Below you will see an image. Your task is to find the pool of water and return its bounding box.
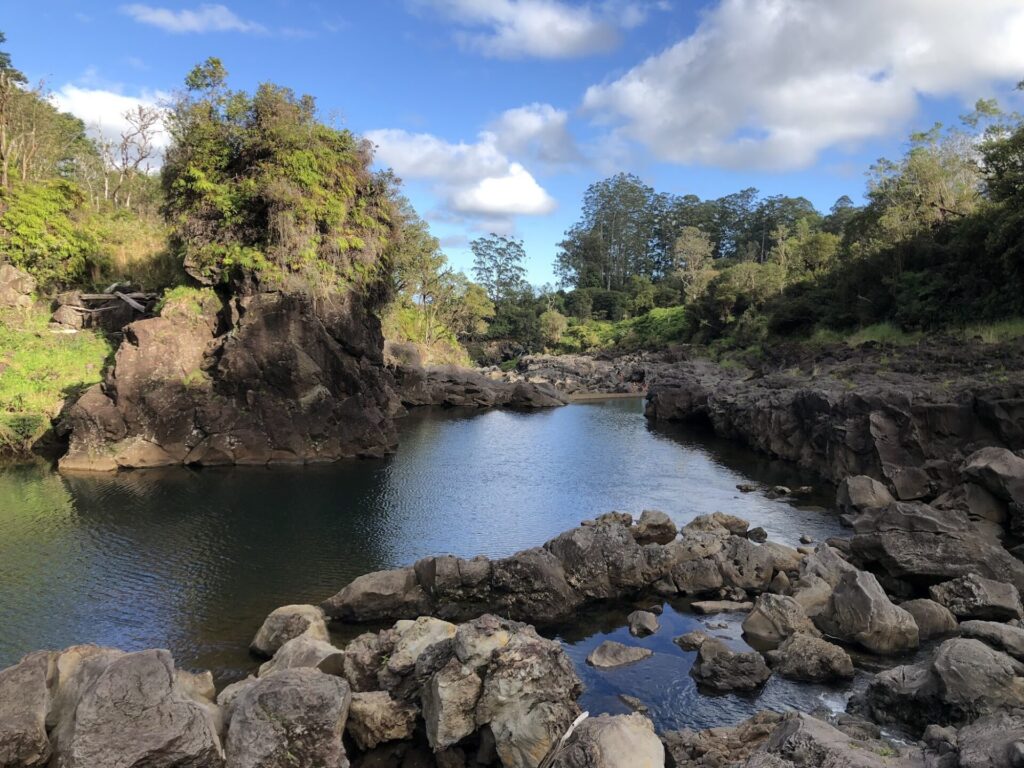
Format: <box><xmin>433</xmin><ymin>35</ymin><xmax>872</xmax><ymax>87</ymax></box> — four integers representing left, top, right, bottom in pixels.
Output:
<box><xmin>0</xmin><ymin>398</ymin><xmax>848</xmax><ymax>732</ymax></box>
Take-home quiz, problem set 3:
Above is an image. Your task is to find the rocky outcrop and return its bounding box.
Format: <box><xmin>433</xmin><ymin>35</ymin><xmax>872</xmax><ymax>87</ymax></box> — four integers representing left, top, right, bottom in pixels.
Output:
<box><xmin>321</xmin><ymin>513</ymin><xmax>796</xmax><ymax>626</ymax></box>
<box><xmin>662</xmin><ymin>711</ymin><xmax>784</xmax><ymax>768</ymax></box>
<box><xmin>489</xmin><ymin>354</ymin><xmax>651</xmax><ymax>397</ymax></box>
<box><xmin>546</xmin><ymin>713</ymin><xmax>664</xmax><ymax>768</ymax></box>
<box><xmin>761</xmin><ymin>712</ymin><xmax>924</xmax><ymax>767</ymax></box>
<box><xmin>60</xmin><ymin>291</ymin><xmax>400</xmax><ymax>471</ymax></box>
<box><xmin>391</xmin><ymin>363</ymin><xmax>568</xmax><ymax>410</ymax></box>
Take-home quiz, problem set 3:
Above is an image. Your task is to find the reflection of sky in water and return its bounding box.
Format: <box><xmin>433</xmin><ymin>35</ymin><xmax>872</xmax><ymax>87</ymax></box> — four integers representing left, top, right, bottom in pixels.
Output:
<box><xmin>0</xmin><ymin>398</ymin><xmax>846</xmax><ymax>728</ymax></box>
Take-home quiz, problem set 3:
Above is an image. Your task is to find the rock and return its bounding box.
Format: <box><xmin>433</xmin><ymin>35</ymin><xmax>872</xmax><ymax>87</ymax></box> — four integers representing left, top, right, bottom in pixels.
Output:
<box><xmin>957</xmin><ymin>710</ymin><xmax>1024</xmax><ymax>768</ymax></box>
<box><xmin>627</xmin><ymin>610</ymin><xmax>660</xmax><ymax>637</ymax></box>
<box><xmin>741</xmin><ymin>594</ymin><xmax>820</xmax><ymax>648</ymax></box>
<box><xmin>618</xmin><ymin>694</ymin><xmax>648</xmax><ymax>713</ymax></box>
<box><xmin>251</xmin><ymin>604</ymin><xmax>329</xmax><ymax>658</ymax></box>
<box><xmin>422</xmin><ymin>658</ymin><xmax>482</xmax><ymax>750</ymax></box>
<box><xmin>690</xmin><ymin>636</ymin><xmax>771</xmax><ymax>692</ymax></box>
<box><xmin>798</xmin><ymin>535</ymin><xmax>814</xmax><ymax>545</ymax></box>
<box><xmin>714</xmin><ymin>536</ymin><xmax>774</xmax><ymax>591</ymax></box>
<box><xmin>323</xmin><ymin>567</ymin><xmax>431</xmax><ymax>622</ymax></box>
<box><xmin>0</xmin><ymin>651</ymin><xmax>53</xmax><ymax>767</ymax></box>
<box><xmin>340</xmin><ymin>632</ymin><xmax>391</xmax><ymax>692</ymax></box>
<box><xmin>962</xmin><ymin>447</ymin><xmax>1024</xmax><ymax>513</ymax></box>
<box><xmin>0</xmin><ymin>263</ymin><xmax>35</xmax><ymax>308</ymax></box>
<box><xmin>929</xmin><ymin>573</ymin><xmax>1024</xmax><ymax>621</ymax></box>
<box><xmin>547</xmin><ymin>713</ymin><xmax>664</xmax><ymax>768</ymax></box>
<box><xmin>748</xmin><ymin>527</ymin><xmax>768</xmax><ymax>543</ymax></box>
<box><xmin>836</xmin><ymin>476</ymin><xmax>895</xmax><ymax>517</ymax></box>
<box><xmin>686</xmin><ymin>512</ymin><xmax>749</xmax><ymax>537</ymax></box>
<box><xmin>899</xmin><ymin>599</ymin><xmax>959</xmax><ymax>641</ymax></box>
<box><xmin>691</xmin><ymin>600</ymin><xmax>753</xmax><ymax>614</ymax></box>
<box><xmin>854</xmin><ymin>637</ymin><xmax>1024</xmax><ymax>733</ymax></box>
<box><xmin>662</xmin><ymin>711</ymin><xmax>783</xmax><ymax>768</ymax></box>
<box><xmin>789</xmin><ymin>574</ymin><xmax>833</xmax><ymax>618</ymax></box>
<box><xmin>633</xmin><ymin>510</ymin><xmax>677</xmax><ymax>545</ymax></box>
<box><xmin>765</xmin><ymin>634</ymin><xmax>854</xmax><ymax>682</ymax></box>
<box><xmin>384</xmin><ymin>617</ymin><xmax>457</xmax><ymax>680</ymax></box>
<box><xmin>764</xmin><ymin>712</ymin><xmax>914</xmax><ymax>767</ymax></box>
<box><xmin>922</xmin><ymin>723</ymin><xmax>958</xmax><ymax>755</ymax></box>
<box><xmin>673</xmin><ymin>631</ymin><xmax>709</xmax><ymax>652</ymax></box>
<box><xmin>737</xmin><ymin>483</ymin><xmax>759</xmax><ymax>493</ymax></box>
<box><xmin>814</xmin><ymin>569</ymin><xmax>919</xmax><ymax>655</ymax></box>
<box><xmin>587</xmin><ymin>641</ymin><xmax>653</xmax><ymax>669</ymax></box>
<box><xmin>800</xmin><ymin>544</ymin><xmax>855</xmax><ymax>587</ymax></box>
<box><xmin>346</xmin><ymin>692</ymin><xmax>418</xmax><ymax>750</ymax></box>
<box><xmin>225</xmin><ymin>668</ymin><xmax>351</xmax><ymax>768</ymax></box>
<box><xmin>768</xmin><ymin>571</ymin><xmax>791</xmax><ymax>594</ymax></box>
<box><xmin>960</xmin><ymin>620</ymin><xmax>1024</xmax><ymax>661</ymax></box>
<box><xmin>53</xmin><ymin>649</ymin><xmax>224</xmax><ymax>768</ymax></box>
<box><xmin>258</xmin><ymin>632</ymin><xmax>345</xmax><ymax>677</ymax></box>
<box><xmin>61</xmin><ymin>291</ymin><xmax>401</xmax><ymax>470</ymax></box>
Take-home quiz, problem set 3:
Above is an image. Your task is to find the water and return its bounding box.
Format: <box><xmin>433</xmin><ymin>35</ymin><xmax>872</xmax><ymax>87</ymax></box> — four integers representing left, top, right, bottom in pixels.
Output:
<box><xmin>0</xmin><ymin>398</ymin><xmax>851</xmax><ymax>732</ymax></box>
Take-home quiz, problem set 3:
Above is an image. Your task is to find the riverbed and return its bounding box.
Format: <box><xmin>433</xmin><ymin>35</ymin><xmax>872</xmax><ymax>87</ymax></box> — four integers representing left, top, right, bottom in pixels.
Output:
<box><xmin>0</xmin><ymin>398</ymin><xmax>851</xmax><ymax>731</ymax></box>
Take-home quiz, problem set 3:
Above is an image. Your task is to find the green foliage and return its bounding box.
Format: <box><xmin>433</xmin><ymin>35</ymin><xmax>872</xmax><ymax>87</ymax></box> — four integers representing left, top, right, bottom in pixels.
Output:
<box><xmin>155</xmin><ymin>285</ymin><xmax>219</xmax><ymax>317</ymax></box>
<box><xmin>845</xmin><ymin>323</ymin><xmax>922</xmax><ymax>347</ymax></box>
<box><xmin>162</xmin><ymin>60</ymin><xmax>394</xmax><ymax>295</ymax></box>
<box><xmin>539</xmin><ymin>309</ymin><xmax>568</xmax><ymax>346</ymax></box>
<box><xmin>471</xmin><ymin>234</ymin><xmax>529</xmax><ymax>304</ymax></box>
<box><xmin>0</xmin><ymin>180</ymin><xmax>100</xmax><ymax>288</ymax></box>
<box><xmin>0</xmin><ymin>307</ymin><xmax>112</xmax><ymax>453</ymax></box>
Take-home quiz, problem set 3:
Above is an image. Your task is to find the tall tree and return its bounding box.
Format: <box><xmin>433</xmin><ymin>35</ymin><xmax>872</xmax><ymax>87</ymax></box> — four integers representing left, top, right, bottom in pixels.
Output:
<box><xmin>471</xmin><ymin>233</ymin><xmax>528</xmax><ymax>304</ymax></box>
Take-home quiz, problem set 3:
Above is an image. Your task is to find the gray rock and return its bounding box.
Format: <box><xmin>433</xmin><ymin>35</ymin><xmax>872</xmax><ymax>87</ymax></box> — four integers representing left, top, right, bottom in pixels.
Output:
<box><xmin>764</xmin><ymin>712</ymin><xmax>914</xmax><ymax>767</ymax></box>
<box><xmin>899</xmin><ymin>598</ymin><xmax>959</xmax><ymax>641</ymax></box>
<box><xmin>741</xmin><ymin>594</ymin><xmax>820</xmax><ymax>648</ymax></box>
<box><xmin>54</xmin><ymin>649</ymin><xmax>224</xmax><ymax>768</ymax></box>
<box><xmin>633</xmin><ymin>510</ymin><xmax>677</xmax><ymax>545</ymax></box>
<box><xmin>800</xmin><ymin>544</ymin><xmax>856</xmax><ymax>588</ymax></box>
<box><xmin>765</xmin><ymin>634</ymin><xmax>854</xmax><ymax>682</ymax></box>
<box><xmin>422</xmin><ymin>658</ymin><xmax>483</xmax><ymax>750</ymax></box>
<box><xmin>662</xmin><ymin>711</ymin><xmax>784</xmax><ymax>768</ymax></box>
<box><xmin>690</xmin><ymin>637</ymin><xmax>771</xmax><ymax>692</ymax></box>
<box><xmin>748</xmin><ymin>527</ymin><xmax>768</xmax><ymax>543</ymax></box>
<box><xmin>345</xmin><ymin>691</ymin><xmax>418</xmax><ymax>750</ymax></box>
<box><xmin>0</xmin><ymin>651</ymin><xmax>53</xmax><ymax>768</ymax></box>
<box><xmin>957</xmin><ymin>710</ymin><xmax>1024</xmax><ymax>768</ymax></box>
<box><xmin>962</xmin><ymin>447</ymin><xmax>1024</xmax><ymax>512</ymax></box>
<box><xmin>381</xmin><ymin>616</ymin><xmax>457</xmax><ymax>685</ymax></box>
<box><xmin>789</xmin><ymin>574</ymin><xmax>833</xmax><ymax>618</ymax></box>
<box><xmin>960</xmin><ymin>620</ymin><xmax>1024</xmax><ymax>661</ymax></box>
<box><xmin>251</xmin><ymin>604</ymin><xmax>329</xmax><ymax>658</ymax></box>
<box><xmin>225</xmin><ymin>668</ymin><xmax>351</xmax><ymax>768</ymax></box>
<box><xmin>814</xmin><ymin>569</ymin><xmax>918</xmax><ymax>655</ymax></box>
<box><xmin>929</xmin><ymin>573</ymin><xmax>1024</xmax><ymax>621</ymax></box>
<box><xmin>691</xmin><ymin>600</ymin><xmax>753</xmax><ymax>614</ymax></box>
<box><xmin>0</xmin><ymin>263</ymin><xmax>36</xmax><ymax>308</ymax></box>
<box><xmin>586</xmin><ymin>641</ymin><xmax>653</xmax><ymax>669</ymax></box>
<box><xmin>618</xmin><ymin>694</ymin><xmax>648</xmax><ymax>713</ymax></box>
<box><xmin>627</xmin><ymin>610</ymin><xmax>660</xmax><ymax>637</ymax></box>
<box><xmin>836</xmin><ymin>476</ymin><xmax>895</xmax><ymax>517</ymax></box>
<box><xmin>547</xmin><ymin>713</ymin><xmax>664</xmax><ymax>768</ymax></box>
<box><xmin>322</xmin><ymin>567</ymin><xmax>431</xmax><ymax>622</ymax></box>
<box><xmin>340</xmin><ymin>631</ymin><xmax>392</xmax><ymax>692</ymax></box>
<box><xmin>258</xmin><ymin>631</ymin><xmax>345</xmax><ymax>677</ymax></box>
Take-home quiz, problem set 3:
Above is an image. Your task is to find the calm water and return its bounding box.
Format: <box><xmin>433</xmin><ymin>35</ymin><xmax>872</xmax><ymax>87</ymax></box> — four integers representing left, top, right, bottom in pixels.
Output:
<box><xmin>0</xmin><ymin>398</ymin><xmax>853</xmax><ymax>731</ymax></box>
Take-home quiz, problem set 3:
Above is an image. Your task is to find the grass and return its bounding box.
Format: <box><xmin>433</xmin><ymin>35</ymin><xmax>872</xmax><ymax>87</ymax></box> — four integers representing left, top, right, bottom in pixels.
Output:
<box><xmin>845</xmin><ymin>322</ymin><xmax>923</xmax><ymax>347</ymax></box>
<box><xmin>0</xmin><ymin>307</ymin><xmax>113</xmax><ymax>454</ymax></box>
<box><xmin>958</xmin><ymin>317</ymin><xmax>1024</xmax><ymax>344</ymax></box>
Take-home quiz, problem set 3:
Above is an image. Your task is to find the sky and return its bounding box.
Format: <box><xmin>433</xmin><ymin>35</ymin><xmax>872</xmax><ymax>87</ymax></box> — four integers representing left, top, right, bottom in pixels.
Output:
<box><xmin>6</xmin><ymin>0</ymin><xmax>1024</xmax><ymax>285</ymax></box>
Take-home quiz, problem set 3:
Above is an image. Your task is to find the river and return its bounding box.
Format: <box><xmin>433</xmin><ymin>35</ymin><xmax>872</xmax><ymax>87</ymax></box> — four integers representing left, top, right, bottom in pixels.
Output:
<box><xmin>0</xmin><ymin>398</ymin><xmax>857</xmax><ymax>731</ymax></box>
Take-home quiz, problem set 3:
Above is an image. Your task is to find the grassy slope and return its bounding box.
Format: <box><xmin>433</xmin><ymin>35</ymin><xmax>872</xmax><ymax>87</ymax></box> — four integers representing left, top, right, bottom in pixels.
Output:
<box><xmin>0</xmin><ymin>307</ymin><xmax>113</xmax><ymax>454</ymax></box>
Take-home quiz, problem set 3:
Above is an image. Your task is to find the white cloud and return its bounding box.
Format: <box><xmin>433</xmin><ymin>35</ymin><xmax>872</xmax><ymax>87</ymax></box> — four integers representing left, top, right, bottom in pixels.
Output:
<box><xmin>488</xmin><ymin>103</ymin><xmax>582</xmax><ymax>166</ymax></box>
<box><xmin>51</xmin><ymin>85</ymin><xmax>171</xmax><ymax>159</ymax></box>
<box><xmin>120</xmin><ymin>3</ymin><xmax>266</xmax><ymax>34</ymax></box>
<box><xmin>421</xmin><ymin>0</ymin><xmax>662</xmax><ymax>58</ymax></box>
<box><xmin>583</xmin><ymin>0</ymin><xmax>1024</xmax><ymax>170</ymax></box>
<box><xmin>366</xmin><ymin>124</ymin><xmax>558</xmax><ymax>222</ymax></box>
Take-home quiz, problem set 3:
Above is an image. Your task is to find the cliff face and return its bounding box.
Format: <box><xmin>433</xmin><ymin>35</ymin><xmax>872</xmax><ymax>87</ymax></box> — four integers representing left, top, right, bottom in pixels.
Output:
<box><xmin>645</xmin><ymin>344</ymin><xmax>1024</xmax><ymax>499</ymax></box>
<box><xmin>59</xmin><ymin>290</ymin><xmax>400</xmax><ymax>471</ymax></box>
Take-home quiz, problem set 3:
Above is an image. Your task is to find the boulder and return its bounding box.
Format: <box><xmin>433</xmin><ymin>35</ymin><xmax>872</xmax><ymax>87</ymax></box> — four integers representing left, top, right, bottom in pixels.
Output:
<box><xmin>0</xmin><ymin>263</ymin><xmax>35</xmax><ymax>308</ymax></box>
<box><xmin>714</xmin><ymin>536</ymin><xmax>775</xmax><ymax>591</ymax></box>
<box><xmin>956</xmin><ymin>710</ymin><xmax>1024</xmax><ymax>768</ymax></box>
<box><xmin>346</xmin><ymin>691</ymin><xmax>418</xmax><ymax>750</ymax></box>
<box><xmin>814</xmin><ymin>569</ymin><xmax>919</xmax><ymax>655</ymax></box>
<box><xmin>224</xmin><ymin>668</ymin><xmax>351</xmax><ymax>768</ymax></box>
<box><xmin>789</xmin><ymin>574</ymin><xmax>833</xmax><ymax>618</ymax></box>
<box><xmin>685</xmin><ymin>512</ymin><xmax>749</xmax><ymax>537</ymax></box>
<box><xmin>962</xmin><ymin>447</ymin><xmax>1024</xmax><ymax>513</ymax></box>
<box><xmin>586</xmin><ymin>641</ymin><xmax>653</xmax><ymax>669</ymax></box>
<box><xmin>929</xmin><ymin>573</ymin><xmax>1024</xmax><ymax>621</ymax></box>
<box><xmin>854</xmin><ymin>638</ymin><xmax>1024</xmax><ymax>733</ymax></box>
<box><xmin>960</xmin><ymin>620</ymin><xmax>1024</xmax><ymax>661</ymax></box>
<box><xmin>899</xmin><ymin>599</ymin><xmax>959</xmax><ymax>641</ymax></box>
<box><xmin>422</xmin><ymin>658</ymin><xmax>483</xmax><ymax>750</ymax></box>
<box><xmin>52</xmin><ymin>649</ymin><xmax>224</xmax><ymax>768</ymax></box>
<box><xmin>383</xmin><ymin>617</ymin><xmax>457</xmax><ymax>681</ymax></box>
<box><xmin>741</xmin><ymin>594</ymin><xmax>820</xmax><ymax>648</ymax></box>
<box><xmin>340</xmin><ymin>631</ymin><xmax>392</xmax><ymax>692</ymax></box>
<box><xmin>662</xmin><ymin>711</ymin><xmax>784</xmax><ymax>768</ymax></box>
<box><xmin>0</xmin><ymin>651</ymin><xmax>53</xmax><ymax>767</ymax></box>
<box><xmin>547</xmin><ymin>713</ymin><xmax>664</xmax><ymax>768</ymax></box>
<box><xmin>633</xmin><ymin>510</ymin><xmax>677</xmax><ymax>545</ymax></box>
<box><xmin>322</xmin><ymin>567</ymin><xmax>431</xmax><ymax>622</ymax></box>
<box><xmin>251</xmin><ymin>604</ymin><xmax>329</xmax><ymax>658</ymax></box>
<box><xmin>687</xmin><ymin>634</ymin><xmax>771</xmax><ymax>692</ymax></box>
<box><xmin>258</xmin><ymin>632</ymin><xmax>345</xmax><ymax>677</ymax></box>
<box><xmin>800</xmin><ymin>544</ymin><xmax>856</xmax><ymax>588</ymax></box>
<box><xmin>691</xmin><ymin>600</ymin><xmax>753</xmax><ymax>614</ymax></box>
<box><xmin>836</xmin><ymin>476</ymin><xmax>895</xmax><ymax>517</ymax></box>
<box><xmin>627</xmin><ymin>610</ymin><xmax>660</xmax><ymax>637</ymax></box>
<box><xmin>764</xmin><ymin>712</ymin><xmax>916</xmax><ymax>767</ymax></box>
<box><xmin>765</xmin><ymin>634</ymin><xmax>854</xmax><ymax>682</ymax></box>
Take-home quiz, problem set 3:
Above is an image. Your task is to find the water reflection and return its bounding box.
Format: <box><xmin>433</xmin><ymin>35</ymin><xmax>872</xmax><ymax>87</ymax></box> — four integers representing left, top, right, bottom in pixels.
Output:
<box><xmin>0</xmin><ymin>398</ymin><xmax>845</xmax><ymax>729</ymax></box>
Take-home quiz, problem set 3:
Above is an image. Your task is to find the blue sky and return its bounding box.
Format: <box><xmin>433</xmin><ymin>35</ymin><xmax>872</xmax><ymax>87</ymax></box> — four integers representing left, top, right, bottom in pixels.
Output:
<box><xmin>6</xmin><ymin>1</ymin><xmax>1024</xmax><ymax>284</ymax></box>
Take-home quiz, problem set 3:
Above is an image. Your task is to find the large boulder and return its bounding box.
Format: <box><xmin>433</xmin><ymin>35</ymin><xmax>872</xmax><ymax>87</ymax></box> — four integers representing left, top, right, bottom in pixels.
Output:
<box><xmin>929</xmin><ymin>573</ymin><xmax>1024</xmax><ymax>621</ymax></box>
<box><xmin>224</xmin><ymin>668</ymin><xmax>351</xmax><ymax>768</ymax></box>
<box><xmin>899</xmin><ymin>598</ymin><xmax>959</xmax><ymax>641</ymax></box>
<box><xmin>251</xmin><ymin>604</ymin><xmax>330</xmax><ymax>658</ymax></box>
<box><xmin>322</xmin><ymin>567</ymin><xmax>431</xmax><ymax>622</ymax></box>
<box><xmin>962</xmin><ymin>447</ymin><xmax>1024</xmax><ymax>514</ymax></box>
<box><xmin>956</xmin><ymin>710</ymin><xmax>1024</xmax><ymax>768</ymax></box>
<box><xmin>52</xmin><ymin>649</ymin><xmax>224</xmax><ymax>768</ymax></box>
<box><xmin>0</xmin><ymin>651</ymin><xmax>53</xmax><ymax>767</ymax></box>
<box><xmin>346</xmin><ymin>691</ymin><xmax>418</xmax><ymax>751</ymax></box>
<box><xmin>814</xmin><ymin>569</ymin><xmax>919</xmax><ymax>655</ymax></box>
<box><xmin>686</xmin><ymin>633</ymin><xmax>771</xmax><ymax>692</ymax></box>
<box><xmin>765</xmin><ymin>634</ymin><xmax>854</xmax><ymax>682</ymax></box>
<box><xmin>762</xmin><ymin>712</ymin><xmax>919</xmax><ymax>767</ymax></box>
<box><xmin>836</xmin><ymin>476</ymin><xmax>895</xmax><ymax>517</ymax></box>
<box><xmin>627</xmin><ymin>610</ymin><xmax>659</xmax><ymax>637</ymax></box>
<box><xmin>258</xmin><ymin>632</ymin><xmax>345</xmax><ymax>677</ymax></box>
<box><xmin>547</xmin><ymin>713</ymin><xmax>664</xmax><ymax>768</ymax></box>
<box><xmin>854</xmin><ymin>637</ymin><xmax>1024</xmax><ymax>733</ymax></box>
<box><xmin>960</xmin><ymin>620</ymin><xmax>1024</xmax><ymax>661</ymax></box>
<box><xmin>633</xmin><ymin>510</ymin><xmax>677</xmax><ymax>545</ymax></box>
<box><xmin>741</xmin><ymin>594</ymin><xmax>820</xmax><ymax>648</ymax></box>
<box><xmin>0</xmin><ymin>263</ymin><xmax>35</xmax><ymax>308</ymax></box>
<box><xmin>421</xmin><ymin>658</ymin><xmax>482</xmax><ymax>751</ymax></box>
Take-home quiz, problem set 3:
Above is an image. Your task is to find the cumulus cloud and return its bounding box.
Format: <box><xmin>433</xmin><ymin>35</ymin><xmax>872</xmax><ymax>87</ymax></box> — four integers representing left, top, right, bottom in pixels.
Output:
<box><xmin>421</xmin><ymin>0</ymin><xmax>662</xmax><ymax>58</ymax></box>
<box><xmin>488</xmin><ymin>103</ymin><xmax>582</xmax><ymax>167</ymax></box>
<box><xmin>583</xmin><ymin>0</ymin><xmax>1024</xmax><ymax>170</ymax></box>
<box><xmin>366</xmin><ymin>123</ymin><xmax>558</xmax><ymax>222</ymax></box>
<box><xmin>52</xmin><ymin>85</ymin><xmax>171</xmax><ymax>158</ymax></box>
<box><xmin>120</xmin><ymin>3</ymin><xmax>266</xmax><ymax>34</ymax></box>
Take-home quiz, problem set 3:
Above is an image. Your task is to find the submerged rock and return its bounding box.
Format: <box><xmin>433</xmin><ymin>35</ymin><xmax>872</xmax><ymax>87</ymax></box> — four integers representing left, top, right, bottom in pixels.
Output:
<box><xmin>586</xmin><ymin>641</ymin><xmax>653</xmax><ymax>669</ymax></box>
<box><xmin>627</xmin><ymin>610</ymin><xmax>660</xmax><ymax>637</ymax></box>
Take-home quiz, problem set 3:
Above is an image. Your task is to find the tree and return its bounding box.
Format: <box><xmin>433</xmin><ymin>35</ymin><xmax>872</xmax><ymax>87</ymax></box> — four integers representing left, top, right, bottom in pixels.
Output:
<box><xmin>0</xmin><ymin>31</ymin><xmax>28</xmax><ymax>189</ymax></box>
<box><xmin>471</xmin><ymin>234</ymin><xmax>528</xmax><ymax>304</ymax></box>
<box><xmin>539</xmin><ymin>308</ymin><xmax>568</xmax><ymax>346</ymax></box>
<box><xmin>106</xmin><ymin>105</ymin><xmax>162</xmax><ymax>209</ymax></box>
<box><xmin>672</xmin><ymin>226</ymin><xmax>716</xmax><ymax>303</ymax></box>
